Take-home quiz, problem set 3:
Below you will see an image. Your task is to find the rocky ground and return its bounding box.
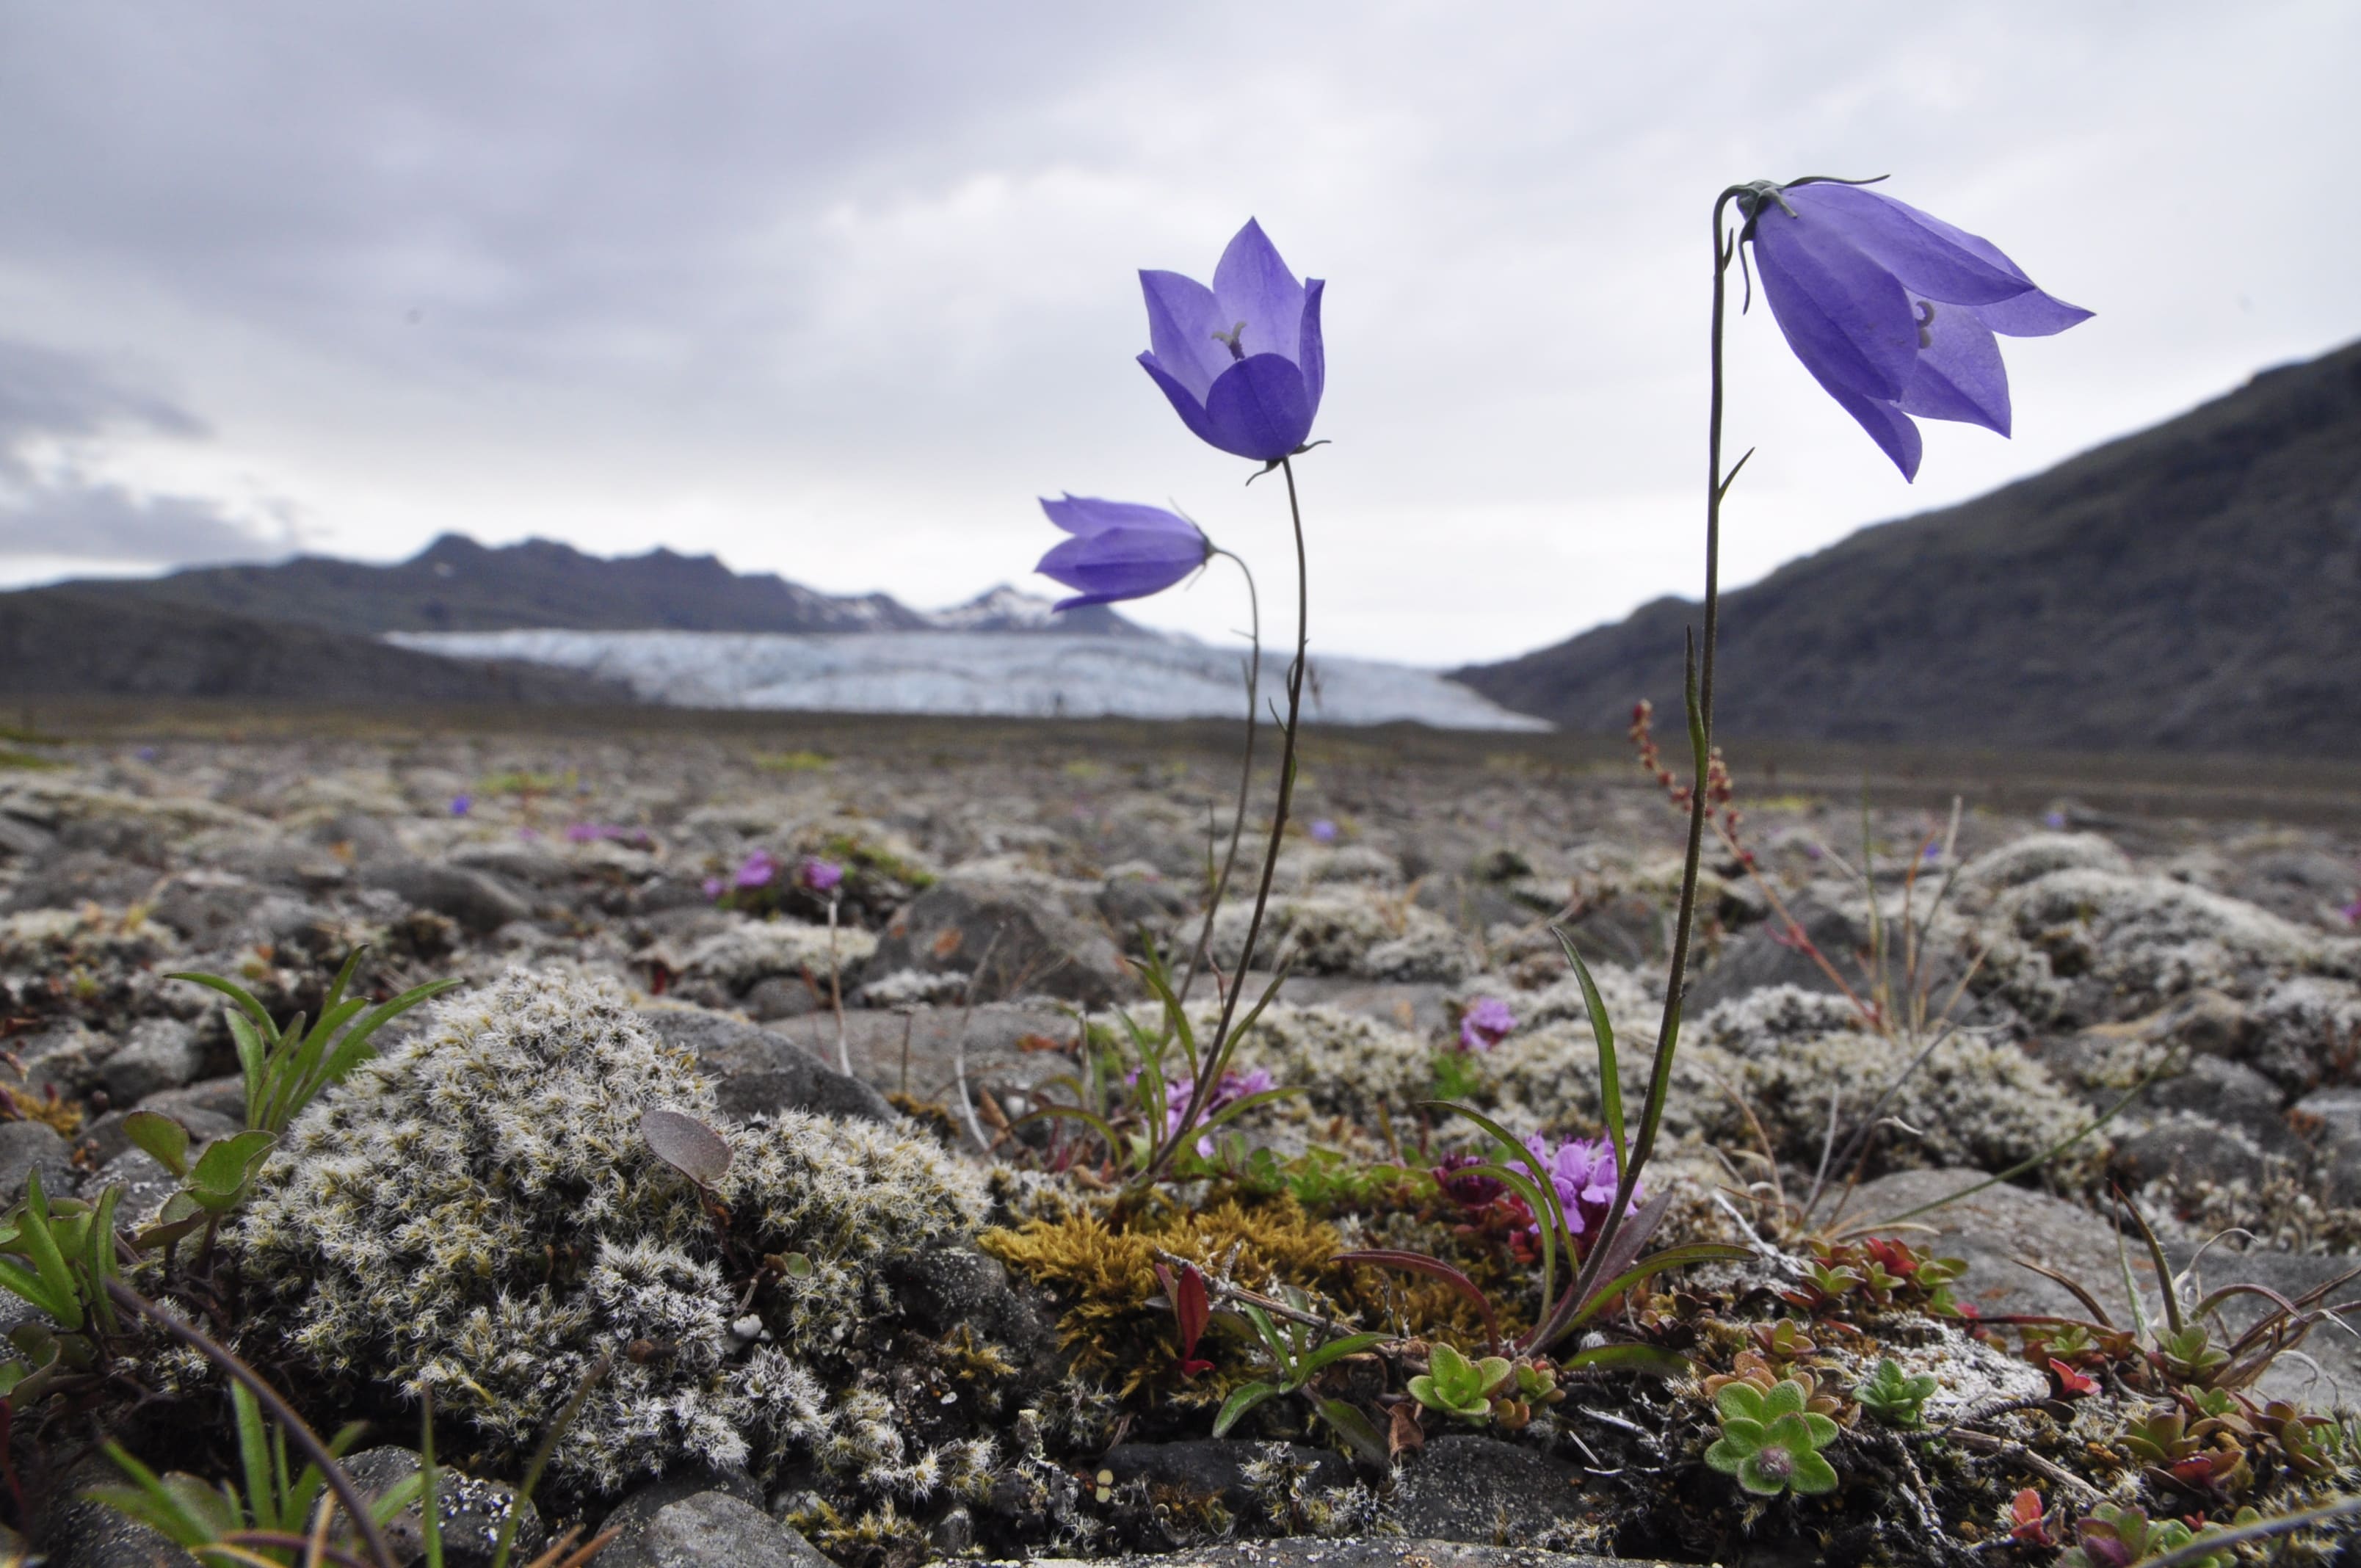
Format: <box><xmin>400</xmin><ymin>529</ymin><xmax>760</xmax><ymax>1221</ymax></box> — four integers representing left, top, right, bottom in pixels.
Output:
<box><xmin>2</xmin><ymin>722</ymin><xmax>2359</xmax><ymax>1567</ymax></box>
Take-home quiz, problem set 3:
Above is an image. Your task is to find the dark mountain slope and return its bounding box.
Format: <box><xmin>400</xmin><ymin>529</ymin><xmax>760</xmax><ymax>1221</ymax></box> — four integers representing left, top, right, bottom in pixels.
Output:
<box><xmin>46</xmin><ymin>535</ymin><xmax>1150</xmax><ymax>638</ymax></box>
<box><xmin>0</xmin><ymin>589</ymin><xmax>626</xmax><ymax>704</ymax></box>
<box><xmin>1458</xmin><ymin>338</ymin><xmax>2361</xmax><ymax>755</ymax></box>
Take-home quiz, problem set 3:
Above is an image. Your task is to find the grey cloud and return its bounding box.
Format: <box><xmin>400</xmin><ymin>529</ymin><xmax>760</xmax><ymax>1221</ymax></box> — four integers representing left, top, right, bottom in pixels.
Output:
<box><xmin>0</xmin><ymin>338</ymin><xmax>286</xmax><ymax>568</ymax></box>
<box><xmin>0</xmin><ymin>482</ymin><xmax>294</xmax><ymax>566</ymax></box>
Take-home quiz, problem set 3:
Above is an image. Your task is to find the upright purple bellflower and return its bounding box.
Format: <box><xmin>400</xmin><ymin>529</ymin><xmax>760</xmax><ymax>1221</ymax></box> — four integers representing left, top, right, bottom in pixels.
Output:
<box><xmin>1138</xmin><ymin>219</ymin><xmax>1326</xmax><ymax>462</ymax></box>
<box><xmin>1034</xmin><ymin>493</ymin><xmax>1213</xmax><ymax>609</ymax></box>
<box><xmin>1740</xmin><ymin>180</ymin><xmax>2090</xmax><ymax>480</ymax></box>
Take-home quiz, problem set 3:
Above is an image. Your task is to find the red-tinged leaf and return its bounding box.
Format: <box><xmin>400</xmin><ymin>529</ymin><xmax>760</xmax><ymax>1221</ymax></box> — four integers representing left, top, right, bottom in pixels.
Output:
<box><xmin>2048</xmin><ymin>1358</ymin><xmax>2097</xmax><ymax>1398</ymax></box>
<box><xmin>1175</xmin><ymin>1264</ymin><xmax>1211</xmax><ymax>1352</ymax></box>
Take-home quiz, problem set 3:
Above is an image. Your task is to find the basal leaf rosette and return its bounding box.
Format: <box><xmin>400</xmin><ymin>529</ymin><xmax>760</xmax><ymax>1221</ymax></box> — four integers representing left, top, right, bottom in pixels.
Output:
<box><xmin>1705</xmin><ymin>1378</ymin><xmax>1839</xmax><ymax>1497</ymax></box>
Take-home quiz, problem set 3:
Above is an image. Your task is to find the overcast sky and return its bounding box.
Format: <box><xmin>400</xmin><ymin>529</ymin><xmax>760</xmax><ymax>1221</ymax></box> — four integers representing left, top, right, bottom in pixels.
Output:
<box><xmin>1</xmin><ymin>1</ymin><xmax>2353</xmax><ymax>664</ymax></box>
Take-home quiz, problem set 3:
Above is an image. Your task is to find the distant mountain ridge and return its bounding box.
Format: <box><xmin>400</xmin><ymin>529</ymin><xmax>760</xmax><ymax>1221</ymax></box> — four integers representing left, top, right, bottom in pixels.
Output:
<box><xmin>43</xmin><ymin>533</ymin><xmax>1150</xmax><ymax>638</ymax></box>
<box><xmin>1457</xmin><ymin>338</ymin><xmax>2361</xmax><ymax>756</ymax></box>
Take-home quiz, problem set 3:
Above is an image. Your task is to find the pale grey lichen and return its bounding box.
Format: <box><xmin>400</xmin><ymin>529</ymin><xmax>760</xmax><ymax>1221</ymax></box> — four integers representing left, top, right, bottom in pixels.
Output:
<box><xmin>1194</xmin><ymin>1001</ymin><xmax>1432</xmax><ymax>1122</ymax></box>
<box><xmin>1206</xmin><ymin>891</ymin><xmax>1476</xmax><ymax>983</ymax></box>
<box><xmin>235</xmin><ymin>968</ymin><xmax>990</xmax><ymax>1497</ymax></box>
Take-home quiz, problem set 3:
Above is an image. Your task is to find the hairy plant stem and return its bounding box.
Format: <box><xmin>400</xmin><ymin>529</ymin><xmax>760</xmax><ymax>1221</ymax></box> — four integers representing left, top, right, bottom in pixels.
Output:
<box><xmin>1146</xmin><ymin>457</ymin><xmax>1308</xmax><ymax>1180</ymax></box>
<box><xmin>1549</xmin><ymin>189</ymin><xmax>1747</xmax><ymax>1335</ymax></box>
<box><xmin>1176</xmin><ymin>548</ymin><xmax>1262</xmax><ymax>1008</ymax></box>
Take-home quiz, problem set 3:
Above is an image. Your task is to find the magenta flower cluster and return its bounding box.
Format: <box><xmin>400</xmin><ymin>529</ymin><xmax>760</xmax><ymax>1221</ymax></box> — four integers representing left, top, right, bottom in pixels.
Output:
<box><xmin>1133</xmin><ymin>1066</ymin><xmax>1275</xmax><ymax>1155</ymax></box>
<box><xmin>1522</xmin><ymin>1131</ymin><xmax>1639</xmax><ymax>1241</ymax></box>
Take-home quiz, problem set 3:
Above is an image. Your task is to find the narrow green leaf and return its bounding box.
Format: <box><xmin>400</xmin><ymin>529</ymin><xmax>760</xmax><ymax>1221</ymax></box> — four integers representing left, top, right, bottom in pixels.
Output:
<box><xmin>233</xmin><ymin>1383</ymin><xmax>272</xmax><ymax>1532</ymax></box>
<box><xmin>1296</xmin><ymin>1331</ymin><xmax>1388</xmax><ymax>1379</ymax></box>
<box><xmin>1212</xmin><ymin>1380</ymin><xmax>1281</xmax><ymax>1438</ymax></box>
<box><xmin>1553</xmin><ymin>929</ymin><xmax>1626</xmax><ymax>1169</ymax></box>
<box><xmin>1565</xmin><ymin>1244</ymin><xmax>1752</xmax><ymax>1332</ymax></box>
<box><xmin>0</xmin><ymin>1256</ymin><xmax>70</xmax><ymax>1321</ymax></box>
<box><xmin>16</xmin><ymin>1173</ymin><xmax>82</xmax><ymax>1332</ymax></box>
<box><xmin>225</xmin><ymin>1010</ymin><xmax>269</xmax><ymax>1127</ymax></box>
<box><xmin>167</xmin><ymin>970</ymin><xmax>277</xmax><ymax>1035</ymax></box>
<box><xmin>1559</xmin><ymin>1341</ymin><xmax>1689</xmax><ymax>1377</ymax></box>
<box><xmin>84</xmin><ymin>1183</ymin><xmax>122</xmax><ymax>1335</ymax></box>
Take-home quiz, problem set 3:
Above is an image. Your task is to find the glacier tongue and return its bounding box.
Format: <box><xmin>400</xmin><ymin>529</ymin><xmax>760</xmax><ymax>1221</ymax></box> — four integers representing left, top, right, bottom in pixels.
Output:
<box><xmin>388</xmin><ymin>629</ymin><xmax>1549</xmax><ymax>730</ymax></box>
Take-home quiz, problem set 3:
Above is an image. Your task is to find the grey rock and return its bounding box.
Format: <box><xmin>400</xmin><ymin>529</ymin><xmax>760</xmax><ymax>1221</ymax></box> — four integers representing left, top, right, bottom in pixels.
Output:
<box><xmin>982</xmin><ymin>1543</ymin><xmax>1658</xmax><ymax>1568</ymax></box>
<box><xmin>886</xmin><ymin>1243</ymin><xmax>1059</xmax><ymax>1368</ymax></box>
<box><xmin>824</xmin><ymin>1000</ymin><xmax>1081</xmax><ymax>1105</ymax></box>
<box><xmin>868</xmin><ymin>877</ymin><xmax>1131</xmax><ymax>1006</ymax></box>
<box><xmin>0</xmin><ymin>810</ymin><xmax>55</xmax><ymax>857</ymax></box>
<box><xmin>593</xmin><ymin>1469</ymin><xmax>769</xmax><ymax>1565</ymax></box>
<box><xmin>2160</xmin><ymin>1244</ymin><xmax>2361</xmax><ymax>1409</ymax></box>
<box><xmin>1</xmin><ymin>849</ymin><xmax>158</xmax><ymax>913</ymax></box>
<box><xmin>1099</xmin><ymin>1440</ymin><xmax>1352</xmax><ymax>1521</ymax></box>
<box><xmin>363</xmin><ymin>862</ymin><xmax>533</xmax><ymax>934</ymax></box>
<box><xmin>152</xmin><ymin>870</ymin><xmax>266</xmax><ymax>943</ymax></box>
<box><xmin>1842</xmin><ymin>1169</ymin><xmax>2161</xmax><ymax>1324</ymax></box>
<box><xmin>1555</xmin><ymin>891</ymin><xmax>1668</xmax><ymax>970</ymax></box>
<box><xmin>11</xmin><ymin>1020</ymin><xmax>110</xmax><ymax>1099</ymax></box>
<box><xmin>743</xmin><ymin>973</ymin><xmax>823</xmax><ymax>1021</ymax></box>
<box><xmin>101</xmin><ymin>1018</ymin><xmax>204</xmax><ymax>1104</ymax></box>
<box><xmin>595</xmin><ymin>1492</ymin><xmax>830</xmax><ymax>1568</ymax></box>
<box><xmin>340</xmin><ymin>1445</ymin><xmax>543</xmax><ymax>1568</ymax></box>
<box><xmin>2145</xmin><ymin>1053</ymin><xmax>2288</xmax><ymax>1148</ymax></box>
<box><xmin>636</xmin><ymin>1007</ymin><xmax>893</xmax><ymax>1123</ymax></box>
<box><xmin>0</xmin><ymin>1119</ymin><xmax>74</xmax><ymax>1202</ymax></box>
<box><xmin>1271</xmin><ymin>976</ymin><xmax>1452</xmax><ymax>1040</ymax></box>
<box><xmin>2296</xmin><ymin>1087</ymin><xmax>2361</xmax><ymax>1203</ymax></box>
<box><xmin>2113</xmin><ymin>1113</ymin><xmax>2272</xmax><ymax>1188</ymax></box>
<box><xmin>209</xmin><ymin>836</ymin><xmax>353</xmax><ymax>891</ymax></box>
<box><xmin>1688</xmin><ymin>898</ymin><xmax>1861</xmax><ymax>1012</ymax></box>
<box><xmin>1098</xmin><ymin>868</ymin><xmax>1192</xmax><ymax>934</ymax></box>
<box><xmin>41</xmin><ymin>1459</ymin><xmax>199</xmax><ymax>1567</ymax></box>
<box><xmin>2158</xmin><ymin>988</ymin><xmax>2252</xmax><ymax>1059</ymax></box>
<box><xmin>1384</xmin><ymin>1434</ymin><xmax>1586</xmax><ymax>1545</ymax></box>
<box><xmin>76</xmin><ymin>1150</ymin><xmax>181</xmax><ymax>1228</ymax></box>
<box><xmin>136</xmin><ymin>1075</ymin><xmax>249</xmax><ymax>1125</ymax></box>
<box><xmin>75</xmin><ymin>1097</ymin><xmax>208</xmax><ymax>1167</ymax></box>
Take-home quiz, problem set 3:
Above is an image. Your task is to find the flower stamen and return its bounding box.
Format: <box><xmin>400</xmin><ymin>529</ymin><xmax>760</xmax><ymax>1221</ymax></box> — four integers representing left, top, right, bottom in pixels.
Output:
<box><xmin>1211</xmin><ymin>321</ymin><xmax>1248</xmax><ymax>360</ymax></box>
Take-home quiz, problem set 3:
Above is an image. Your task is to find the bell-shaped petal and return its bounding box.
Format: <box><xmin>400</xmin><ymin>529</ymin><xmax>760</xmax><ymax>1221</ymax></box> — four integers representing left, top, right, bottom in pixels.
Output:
<box><xmin>1033</xmin><ymin>496</ymin><xmax>1210</xmax><ymax>609</ymax></box>
<box><xmin>1139</xmin><ymin>270</ymin><xmax>1231</xmax><ymax>404</ymax></box>
<box><xmin>1202</xmin><ymin>352</ymin><xmax>1318</xmax><ymax>461</ymax></box>
<box><xmin>1040</xmin><ymin>493</ymin><xmax>1191</xmax><ymax>540</ymax></box>
<box><xmin>1781</xmin><ymin>183</ymin><xmax>2037</xmax><ymax>306</ymax></box>
<box><xmin>1212</xmin><ymin>219</ymin><xmax>1308</xmax><ymax>371</ymax></box>
<box><xmin>1747</xmin><ymin>178</ymin><xmax>2089</xmax><ymax>480</ymax></box>
<box><xmin>1901</xmin><ymin>300</ymin><xmax>2010</xmax><ymax>437</ymax></box>
<box><xmin>1750</xmin><ymin>202</ymin><xmax>1920</xmax><ymax>402</ymax></box>
<box><xmin>1137</xmin><ymin>219</ymin><xmax>1325</xmax><ymax>462</ymax></box>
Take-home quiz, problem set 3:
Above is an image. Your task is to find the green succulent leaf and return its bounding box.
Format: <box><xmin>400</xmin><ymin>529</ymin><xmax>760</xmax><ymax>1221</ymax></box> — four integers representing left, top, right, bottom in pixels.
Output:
<box><xmin>1715</xmin><ymin>1382</ymin><xmax>1766</xmax><ymax>1423</ymax></box>
<box><xmin>1212</xmin><ymin>1380</ymin><xmax>1282</xmax><ymax>1437</ymax></box>
<box><xmin>123</xmin><ymin>1111</ymin><xmax>192</xmax><ymax>1178</ymax></box>
<box><xmin>1787</xmin><ymin>1448</ymin><xmax>1840</xmax><ymax>1495</ymax></box>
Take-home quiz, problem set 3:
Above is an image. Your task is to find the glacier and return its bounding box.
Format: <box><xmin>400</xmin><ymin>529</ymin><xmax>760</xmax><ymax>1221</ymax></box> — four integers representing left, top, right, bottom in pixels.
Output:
<box><xmin>388</xmin><ymin>628</ymin><xmax>1549</xmax><ymax>730</ymax></box>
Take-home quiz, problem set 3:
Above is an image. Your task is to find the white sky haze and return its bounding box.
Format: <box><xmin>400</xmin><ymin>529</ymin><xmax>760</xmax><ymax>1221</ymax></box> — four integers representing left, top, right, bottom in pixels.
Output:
<box><xmin>1</xmin><ymin>1</ymin><xmax>2354</xmax><ymax>663</ymax></box>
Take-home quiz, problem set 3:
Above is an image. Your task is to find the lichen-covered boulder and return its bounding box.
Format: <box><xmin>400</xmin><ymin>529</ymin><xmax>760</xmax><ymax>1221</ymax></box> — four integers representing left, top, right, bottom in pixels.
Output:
<box><xmin>235</xmin><ymin>968</ymin><xmax>993</xmax><ymax>1496</ymax></box>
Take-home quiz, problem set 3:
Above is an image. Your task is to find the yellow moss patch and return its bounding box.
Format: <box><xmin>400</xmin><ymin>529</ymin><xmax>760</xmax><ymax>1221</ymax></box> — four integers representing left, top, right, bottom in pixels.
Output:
<box><xmin>981</xmin><ymin>1194</ymin><xmax>1344</xmax><ymax>1399</ymax></box>
<box><xmin>4</xmin><ymin>1086</ymin><xmax>83</xmax><ymax>1137</ymax></box>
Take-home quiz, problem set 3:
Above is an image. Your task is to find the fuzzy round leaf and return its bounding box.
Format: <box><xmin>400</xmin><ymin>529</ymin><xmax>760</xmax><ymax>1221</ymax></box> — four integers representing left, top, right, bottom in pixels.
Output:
<box><xmin>640</xmin><ymin>1107</ymin><xmax>733</xmax><ymax>1186</ymax></box>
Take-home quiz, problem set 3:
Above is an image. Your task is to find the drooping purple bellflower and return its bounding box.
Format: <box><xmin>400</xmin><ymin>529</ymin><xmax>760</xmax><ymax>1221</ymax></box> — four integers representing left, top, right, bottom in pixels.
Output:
<box><xmin>1137</xmin><ymin>219</ymin><xmax>1326</xmax><ymax>461</ymax></box>
<box><xmin>1740</xmin><ymin>181</ymin><xmax>2090</xmax><ymax>481</ymax></box>
<box><xmin>1458</xmin><ymin>997</ymin><xmax>1516</xmax><ymax>1053</ymax></box>
<box><xmin>1034</xmin><ymin>494</ymin><xmax>1213</xmax><ymax>610</ymax></box>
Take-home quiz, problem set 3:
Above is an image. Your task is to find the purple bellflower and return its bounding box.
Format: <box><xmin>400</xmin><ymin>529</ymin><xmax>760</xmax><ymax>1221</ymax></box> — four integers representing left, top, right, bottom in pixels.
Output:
<box><xmin>1138</xmin><ymin>219</ymin><xmax>1326</xmax><ymax>461</ymax></box>
<box><xmin>732</xmin><ymin>848</ymin><xmax>779</xmax><ymax>890</ymax></box>
<box><xmin>1308</xmin><ymin>818</ymin><xmax>1338</xmax><ymax>843</ymax></box>
<box><xmin>1034</xmin><ymin>494</ymin><xmax>1213</xmax><ymax>611</ymax></box>
<box><xmin>1522</xmin><ymin>1131</ymin><xmax>1641</xmax><ymax>1243</ymax></box>
<box><xmin>1741</xmin><ymin>180</ymin><xmax>2090</xmax><ymax>480</ymax></box>
<box><xmin>803</xmin><ymin>856</ymin><xmax>844</xmax><ymax>893</ymax></box>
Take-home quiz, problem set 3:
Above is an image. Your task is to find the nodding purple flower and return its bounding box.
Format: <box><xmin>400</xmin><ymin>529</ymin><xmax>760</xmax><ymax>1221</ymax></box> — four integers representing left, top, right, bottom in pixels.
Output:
<box><xmin>1458</xmin><ymin>997</ymin><xmax>1517</xmax><ymax>1053</ymax></box>
<box><xmin>2341</xmin><ymin>896</ymin><xmax>2361</xmax><ymax>927</ymax></box>
<box><xmin>1739</xmin><ymin>180</ymin><xmax>2089</xmax><ymax>481</ymax></box>
<box><xmin>1521</xmin><ymin>1132</ymin><xmax>1639</xmax><ymax>1240</ymax></box>
<box><xmin>2045</xmin><ymin>810</ymin><xmax>2069</xmax><ymax>830</ymax></box>
<box><xmin>449</xmin><ymin>794</ymin><xmax>471</xmax><ymax>816</ymax></box>
<box><xmin>732</xmin><ymin>849</ymin><xmax>779</xmax><ymax>890</ymax></box>
<box><xmin>701</xmin><ymin>876</ymin><xmax>725</xmax><ymax>901</ymax></box>
<box><xmin>1138</xmin><ymin>219</ymin><xmax>1326</xmax><ymax>462</ymax></box>
<box><xmin>1308</xmin><ymin>819</ymin><xmax>1339</xmax><ymax>843</ymax></box>
<box><xmin>565</xmin><ymin>822</ymin><xmax>602</xmax><ymax>843</ymax></box>
<box><xmin>803</xmin><ymin>857</ymin><xmax>844</xmax><ymax>893</ymax></box>
<box><xmin>1034</xmin><ymin>495</ymin><xmax>1212</xmax><ymax>610</ymax></box>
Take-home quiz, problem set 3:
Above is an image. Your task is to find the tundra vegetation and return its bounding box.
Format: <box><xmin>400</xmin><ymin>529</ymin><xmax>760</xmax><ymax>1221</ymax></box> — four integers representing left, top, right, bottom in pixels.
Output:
<box><xmin>0</xmin><ymin>190</ymin><xmax>2357</xmax><ymax>1568</ymax></box>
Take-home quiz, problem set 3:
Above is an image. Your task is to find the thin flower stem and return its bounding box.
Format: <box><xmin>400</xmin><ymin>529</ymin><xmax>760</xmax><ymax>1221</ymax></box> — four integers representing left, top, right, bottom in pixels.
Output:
<box><xmin>1177</xmin><ymin>549</ymin><xmax>1262</xmax><ymax>1006</ymax></box>
<box><xmin>1147</xmin><ymin>457</ymin><xmax>1309</xmax><ymax>1180</ymax></box>
<box><xmin>1552</xmin><ymin>187</ymin><xmax>1748</xmax><ymax>1334</ymax></box>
